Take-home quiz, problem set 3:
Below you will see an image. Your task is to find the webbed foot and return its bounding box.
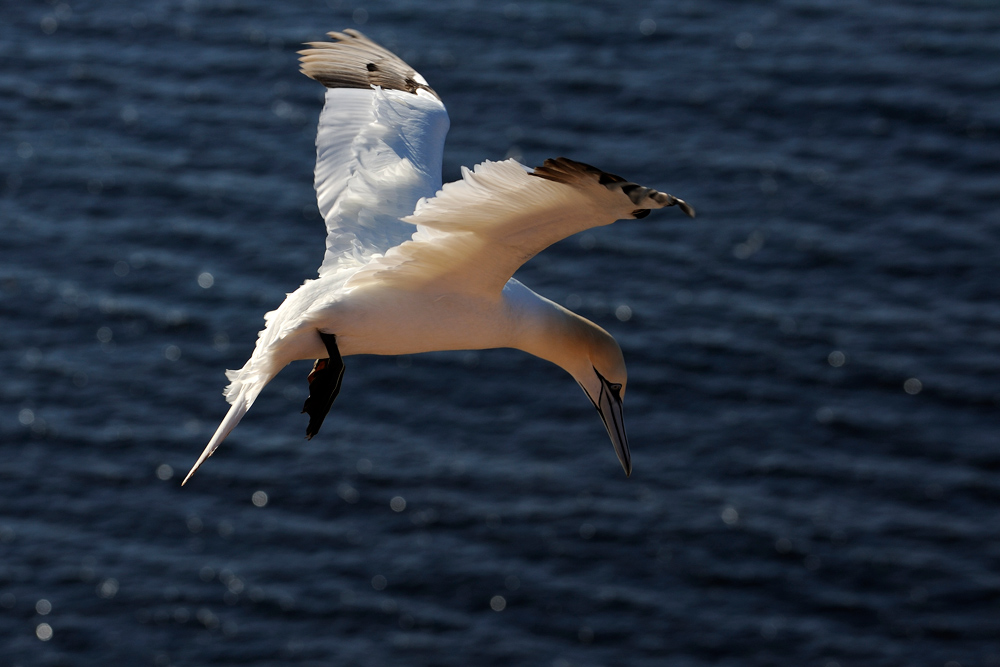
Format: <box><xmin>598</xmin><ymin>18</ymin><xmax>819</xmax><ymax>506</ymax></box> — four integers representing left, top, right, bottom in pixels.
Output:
<box><xmin>301</xmin><ymin>332</ymin><xmax>345</xmax><ymax>439</ymax></box>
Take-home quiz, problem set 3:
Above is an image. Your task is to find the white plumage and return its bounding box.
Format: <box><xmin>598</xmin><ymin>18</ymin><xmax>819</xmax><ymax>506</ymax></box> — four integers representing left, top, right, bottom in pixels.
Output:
<box><xmin>182</xmin><ymin>29</ymin><xmax>694</xmax><ymax>485</ymax></box>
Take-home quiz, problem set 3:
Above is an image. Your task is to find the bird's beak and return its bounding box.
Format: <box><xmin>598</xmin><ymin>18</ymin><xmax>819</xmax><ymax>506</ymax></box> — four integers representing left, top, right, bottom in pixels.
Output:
<box><xmin>585</xmin><ymin>375</ymin><xmax>631</xmax><ymax>477</ymax></box>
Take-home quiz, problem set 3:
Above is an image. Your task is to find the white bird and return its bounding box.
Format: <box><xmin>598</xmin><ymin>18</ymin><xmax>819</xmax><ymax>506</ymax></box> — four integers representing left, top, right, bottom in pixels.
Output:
<box><xmin>182</xmin><ymin>29</ymin><xmax>694</xmax><ymax>486</ymax></box>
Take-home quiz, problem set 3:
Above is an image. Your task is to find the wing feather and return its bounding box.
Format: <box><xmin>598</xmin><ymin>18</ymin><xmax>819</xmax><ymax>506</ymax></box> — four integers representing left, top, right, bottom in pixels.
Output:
<box><xmin>345</xmin><ymin>158</ymin><xmax>684</xmax><ymax>294</ymax></box>
<box><xmin>299</xmin><ymin>31</ymin><xmax>450</xmax><ymax>276</ymax></box>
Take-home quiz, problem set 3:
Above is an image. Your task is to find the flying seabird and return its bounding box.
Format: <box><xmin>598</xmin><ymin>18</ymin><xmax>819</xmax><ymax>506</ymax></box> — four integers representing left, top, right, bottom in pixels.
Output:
<box><xmin>182</xmin><ymin>29</ymin><xmax>694</xmax><ymax>485</ymax></box>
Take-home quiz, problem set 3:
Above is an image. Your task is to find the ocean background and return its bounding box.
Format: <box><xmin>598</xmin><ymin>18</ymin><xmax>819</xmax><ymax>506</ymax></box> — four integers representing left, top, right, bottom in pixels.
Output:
<box><xmin>2</xmin><ymin>1</ymin><xmax>999</xmax><ymax>665</ymax></box>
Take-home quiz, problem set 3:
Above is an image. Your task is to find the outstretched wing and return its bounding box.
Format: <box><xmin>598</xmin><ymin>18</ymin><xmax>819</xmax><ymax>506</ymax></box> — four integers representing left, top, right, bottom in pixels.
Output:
<box><xmin>346</xmin><ymin>157</ymin><xmax>694</xmax><ymax>294</ymax></box>
<box><xmin>299</xmin><ymin>30</ymin><xmax>450</xmax><ymax>276</ymax></box>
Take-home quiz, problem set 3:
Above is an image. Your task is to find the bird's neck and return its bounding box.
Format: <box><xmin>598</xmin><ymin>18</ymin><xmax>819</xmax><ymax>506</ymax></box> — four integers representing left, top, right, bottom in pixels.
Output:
<box><xmin>503</xmin><ymin>280</ymin><xmax>597</xmax><ymax>381</ymax></box>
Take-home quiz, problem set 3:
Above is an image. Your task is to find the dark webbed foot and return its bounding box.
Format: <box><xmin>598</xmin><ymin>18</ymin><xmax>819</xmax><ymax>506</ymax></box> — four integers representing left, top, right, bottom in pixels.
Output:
<box><xmin>301</xmin><ymin>332</ymin><xmax>345</xmax><ymax>440</ymax></box>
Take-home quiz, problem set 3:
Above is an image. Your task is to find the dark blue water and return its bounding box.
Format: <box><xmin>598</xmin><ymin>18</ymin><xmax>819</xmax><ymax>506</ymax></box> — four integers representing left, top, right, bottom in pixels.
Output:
<box><xmin>2</xmin><ymin>1</ymin><xmax>999</xmax><ymax>665</ymax></box>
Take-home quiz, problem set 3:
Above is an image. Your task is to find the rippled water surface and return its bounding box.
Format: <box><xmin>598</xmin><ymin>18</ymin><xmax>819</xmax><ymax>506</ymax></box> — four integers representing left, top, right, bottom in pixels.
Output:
<box><xmin>2</xmin><ymin>1</ymin><xmax>999</xmax><ymax>665</ymax></box>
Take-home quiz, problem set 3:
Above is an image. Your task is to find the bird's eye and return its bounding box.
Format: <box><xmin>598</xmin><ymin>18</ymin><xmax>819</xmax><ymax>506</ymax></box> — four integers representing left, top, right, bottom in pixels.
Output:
<box><xmin>609</xmin><ymin>383</ymin><xmax>622</xmax><ymax>393</ymax></box>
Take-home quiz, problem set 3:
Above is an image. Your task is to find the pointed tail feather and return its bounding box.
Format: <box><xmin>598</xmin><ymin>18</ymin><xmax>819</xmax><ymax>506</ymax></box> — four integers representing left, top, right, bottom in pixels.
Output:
<box><xmin>181</xmin><ymin>373</ymin><xmax>273</xmax><ymax>486</ymax></box>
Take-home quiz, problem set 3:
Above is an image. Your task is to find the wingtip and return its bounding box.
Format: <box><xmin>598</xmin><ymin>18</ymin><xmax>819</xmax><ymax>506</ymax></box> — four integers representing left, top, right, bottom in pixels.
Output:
<box><xmin>678</xmin><ymin>198</ymin><xmax>696</xmax><ymax>218</ymax></box>
<box><xmin>298</xmin><ymin>28</ymin><xmax>440</xmax><ymax>99</ymax></box>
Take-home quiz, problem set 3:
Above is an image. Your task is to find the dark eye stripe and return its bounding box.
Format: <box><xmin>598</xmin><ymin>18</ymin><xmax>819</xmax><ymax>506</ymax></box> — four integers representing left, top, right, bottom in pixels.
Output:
<box><xmin>593</xmin><ymin>367</ymin><xmax>624</xmax><ymax>402</ymax></box>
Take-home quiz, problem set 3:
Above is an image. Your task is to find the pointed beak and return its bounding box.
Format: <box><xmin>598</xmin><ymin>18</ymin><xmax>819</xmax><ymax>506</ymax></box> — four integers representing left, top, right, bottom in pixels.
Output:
<box><xmin>592</xmin><ymin>378</ymin><xmax>631</xmax><ymax>477</ymax></box>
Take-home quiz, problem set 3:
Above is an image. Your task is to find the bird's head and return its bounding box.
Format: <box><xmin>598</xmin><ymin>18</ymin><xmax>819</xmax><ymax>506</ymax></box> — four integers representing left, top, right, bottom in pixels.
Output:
<box><xmin>571</xmin><ymin>327</ymin><xmax>631</xmax><ymax>477</ymax></box>
<box><xmin>506</xmin><ymin>281</ymin><xmax>635</xmax><ymax>476</ymax></box>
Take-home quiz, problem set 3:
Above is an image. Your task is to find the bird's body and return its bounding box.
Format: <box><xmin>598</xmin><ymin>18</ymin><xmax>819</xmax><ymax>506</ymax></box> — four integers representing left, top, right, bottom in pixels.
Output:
<box><xmin>183</xmin><ymin>30</ymin><xmax>694</xmax><ymax>485</ymax></box>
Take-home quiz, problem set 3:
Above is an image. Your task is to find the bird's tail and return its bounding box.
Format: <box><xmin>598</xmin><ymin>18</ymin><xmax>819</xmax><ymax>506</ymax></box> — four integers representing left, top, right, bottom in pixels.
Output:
<box><xmin>181</xmin><ymin>365</ymin><xmax>275</xmax><ymax>486</ymax></box>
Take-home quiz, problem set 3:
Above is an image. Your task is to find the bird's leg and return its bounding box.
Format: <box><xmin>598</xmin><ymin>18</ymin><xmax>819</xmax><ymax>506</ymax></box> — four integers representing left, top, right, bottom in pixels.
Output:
<box><xmin>301</xmin><ymin>332</ymin><xmax>345</xmax><ymax>440</ymax></box>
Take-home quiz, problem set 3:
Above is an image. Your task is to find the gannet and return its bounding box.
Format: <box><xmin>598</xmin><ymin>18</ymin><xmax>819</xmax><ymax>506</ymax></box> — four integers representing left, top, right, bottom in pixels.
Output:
<box><xmin>182</xmin><ymin>29</ymin><xmax>694</xmax><ymax>485</ymax></box>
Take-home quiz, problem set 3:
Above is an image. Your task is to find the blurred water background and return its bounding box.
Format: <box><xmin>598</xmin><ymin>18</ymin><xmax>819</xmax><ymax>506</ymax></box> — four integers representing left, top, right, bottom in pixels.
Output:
<box><xmin>2</xmin><ymin>1</ymin><xmax>999</xmax><ymax>665</ymax></box>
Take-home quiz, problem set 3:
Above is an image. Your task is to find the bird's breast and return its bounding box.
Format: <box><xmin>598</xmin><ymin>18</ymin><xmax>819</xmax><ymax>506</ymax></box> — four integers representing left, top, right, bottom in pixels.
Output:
<box><xmin>314</xmin><ymin>289</ymin><xmax>514</xmax><ymax>357</ymax></box>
